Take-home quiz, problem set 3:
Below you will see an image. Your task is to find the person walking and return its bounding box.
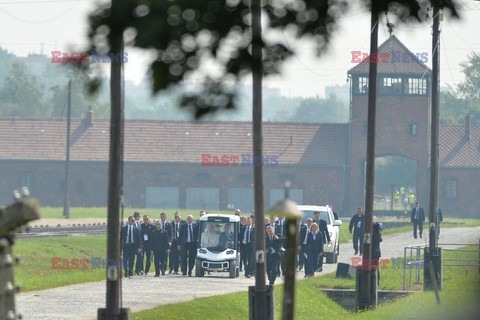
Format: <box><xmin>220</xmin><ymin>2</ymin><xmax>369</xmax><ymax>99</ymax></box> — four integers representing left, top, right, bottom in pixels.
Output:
<box><xmin>121</xmin><ymin>216</ymin><xmax>141</xmax><ymax>278</ymax></box>
<box><xmin>349</xmin><ymin>208</ymin><xmax>365</xmax><ymax>255</ymax></box>
<box><xmin>151</xmin><ymin>220</ymin><xmax>170</xmax><ymax>276</ymax></box>
<box><xmin>305</xmin><ymin>223</ymin><xmax>323</xmax><ymax>278</ymax></box>
<box><xmin>265</xmin><ymin>226</ymin><xmax>283</xmax><ymax>285</ymax></box>
<box><xmin>410</xmin><ymin>202</ymin><xmax>425</xmax><ymax>239</ymax></box>
<box><xmin>313</xmin><ymin>211</ymin><xmax>331</xmax><ymax>272</ymax></box>
<box><xmin>372</xmin><ymin>222</ymin><xmax>382</xmax><ymax>284</ymax></box>
<box><xmin>141</xmin><ymin>215</ymin><xmax>155</xmax><ymax>275</ymax></box>
<box><xmin>168</xmin><ymin>215</ymin><xmax>182</xmax><ymax>274</ymax></box>
<box><xmin>179</xmin><ymin>215</ymin><xmax>198</xmax><ymax>276</ymax></box>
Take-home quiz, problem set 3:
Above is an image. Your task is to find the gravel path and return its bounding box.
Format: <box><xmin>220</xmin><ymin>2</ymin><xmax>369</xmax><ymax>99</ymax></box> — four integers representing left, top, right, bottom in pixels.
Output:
<box><xmin>16</xmin><ymin>226</ymin><xmax>480</xmax><ymax>320</ymax></box>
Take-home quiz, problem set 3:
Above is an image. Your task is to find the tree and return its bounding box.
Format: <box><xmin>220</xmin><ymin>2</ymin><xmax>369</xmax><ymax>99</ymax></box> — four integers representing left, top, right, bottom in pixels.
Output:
<box><xmin>48</xmin><ymin>68</ymin><xmax>110</xmax><ymax>119</ymax></box>
<box><xmin>77</xmin><ymin>0</ymin><xmax>459</xmax><ymax>119</ymax></box>
<box><xmin>0</xmin><ymin>63</ymin><xmax>48</xmax><ymax>117</ymax></box>
<box><xmin>440</xmin><ymin>52</ymin><xmax>480</xmax><ymax>125</ymax></box>
<box><xmin>289</xmin><ymin>95</ymin><xmax>347</xmax><ymax>123</ymax></box>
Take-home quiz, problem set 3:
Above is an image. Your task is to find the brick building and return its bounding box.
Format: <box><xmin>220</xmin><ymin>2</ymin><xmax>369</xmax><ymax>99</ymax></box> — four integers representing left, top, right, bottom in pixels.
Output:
<box><xmin>0</xmin><ymin>36</ymin><xmax>479</xmax><ymax>217</ymax></box>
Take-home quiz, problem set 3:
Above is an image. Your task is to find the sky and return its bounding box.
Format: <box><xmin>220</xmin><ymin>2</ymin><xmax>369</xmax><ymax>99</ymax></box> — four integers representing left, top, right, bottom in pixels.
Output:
<box><xmin>0</xmin><ymin>0</ymin><xmax>479</xmax><ymax>98</ymax></box>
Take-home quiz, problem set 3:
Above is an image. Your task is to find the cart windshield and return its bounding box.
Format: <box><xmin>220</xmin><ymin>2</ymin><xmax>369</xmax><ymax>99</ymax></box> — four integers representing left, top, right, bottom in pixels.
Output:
<box><xmin>198</xmin><ymin>221</ymin><xmax>237</xmax><ymax>251</ymax></box>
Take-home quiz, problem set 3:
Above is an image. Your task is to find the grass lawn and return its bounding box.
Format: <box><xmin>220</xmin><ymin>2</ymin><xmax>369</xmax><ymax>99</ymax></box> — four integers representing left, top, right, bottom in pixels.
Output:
<box><xmin>338</xmin><ymin>217</ymin><xmax>480</xmax><ymax>244</ymax></box>
<box><xmin>15</xmin><ymin>235</ymin><xmax>107</xmax><ymax>291</ymax></box>
<box><xmin>39</xmin><ymin>207</ymin><xmax>232</xmax><ymax>219</ymax></box>
<box><xmin>131</xmin><ymin>245</ymin><xmax>480</xmax><ymax>320</ymax></box>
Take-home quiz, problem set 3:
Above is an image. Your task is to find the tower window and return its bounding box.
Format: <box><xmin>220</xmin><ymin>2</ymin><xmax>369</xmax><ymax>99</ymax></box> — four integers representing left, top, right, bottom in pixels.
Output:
<box><xmin>379</xmin><ymin>77</ymin><xmax>402</xmax><ymax>95</ymax></box>
<box><xmin>409</xmin><ymin>124</ymin><xmax>417</xmax><ymax>136</ymax></box>
<box><xmin>406</xmin><ymin>78</ymin><xmax>427</xmax><ymax>95</ymax></box>
<box><xmin>354</xmin><ymin>77</ymin><xmax>369</xmax><ymax>94</ymax></box>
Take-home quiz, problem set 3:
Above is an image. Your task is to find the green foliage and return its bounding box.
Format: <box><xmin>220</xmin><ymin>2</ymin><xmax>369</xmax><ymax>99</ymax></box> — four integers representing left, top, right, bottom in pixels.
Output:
<box><xmin>0</xmin><ymin>52</ymin><xmax>111</xmax><ymax>119</ymax></box>
<box><xmin>441</xmin><ymin>52</ymin><xmax>480</xmax><ymax>125</ymax></box>
<box><xmin>0</xmin><ymin>63</ymin><xmax>48</xmax><ymax>117</ymax></box>
<box><xmin>289</xmin><ymin>95</ymin><xmax>348</xmax><ymax>123</ymax></box>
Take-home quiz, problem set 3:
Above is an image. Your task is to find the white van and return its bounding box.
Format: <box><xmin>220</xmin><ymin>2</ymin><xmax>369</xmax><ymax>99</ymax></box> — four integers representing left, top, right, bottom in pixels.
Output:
<box><xmin>297</xmin><ymin>205</ymin><xmax>342</xmax><ymax>263</ymax></box>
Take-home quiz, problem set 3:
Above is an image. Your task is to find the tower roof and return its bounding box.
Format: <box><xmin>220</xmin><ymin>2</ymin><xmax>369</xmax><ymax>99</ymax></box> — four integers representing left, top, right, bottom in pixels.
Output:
<box><xmin>348</xmin><ymin>35</ymin><xmax>432</xmax><ymax>76</ymax></box>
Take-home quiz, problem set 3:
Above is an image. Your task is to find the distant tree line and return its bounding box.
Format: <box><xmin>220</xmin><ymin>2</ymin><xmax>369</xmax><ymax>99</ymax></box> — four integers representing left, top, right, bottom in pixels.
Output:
<box><xmin>0</xmin><ymin>47</ymin><xmax>477</xmax><ymax>124</ymax></box>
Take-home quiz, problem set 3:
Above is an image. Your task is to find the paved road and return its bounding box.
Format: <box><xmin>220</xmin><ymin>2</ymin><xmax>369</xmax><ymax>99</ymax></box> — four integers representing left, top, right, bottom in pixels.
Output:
<box><xmin>16</xmin><ymin>226</ymin><xmax>480</xmax><ymax>320</ymax></box>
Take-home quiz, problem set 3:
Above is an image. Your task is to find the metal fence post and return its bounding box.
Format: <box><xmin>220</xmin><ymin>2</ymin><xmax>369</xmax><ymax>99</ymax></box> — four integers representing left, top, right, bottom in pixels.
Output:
<box><xmin>416</xmin><ymin>247</ymin><xmax>421</xmax><ymax>284</ymax></box>
<box><xmin>403</xmin><ymin>247</ymin><xmax>407</xmax><ymax>290</ymax></box>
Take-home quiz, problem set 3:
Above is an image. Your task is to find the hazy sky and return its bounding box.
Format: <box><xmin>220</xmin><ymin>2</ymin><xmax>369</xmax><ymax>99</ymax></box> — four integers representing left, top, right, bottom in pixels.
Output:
<box><xmin>0</xmin><ymin>0</ymin><xmax>479</xmax><ymax>98</ymax></box>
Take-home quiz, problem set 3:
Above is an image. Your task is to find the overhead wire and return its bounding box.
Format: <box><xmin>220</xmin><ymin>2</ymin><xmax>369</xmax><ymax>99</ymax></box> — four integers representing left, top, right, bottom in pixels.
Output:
<box><xmin>0</xmin><ymin>0</ymin><xmax>82</xmax><ymax>24</ymax></box>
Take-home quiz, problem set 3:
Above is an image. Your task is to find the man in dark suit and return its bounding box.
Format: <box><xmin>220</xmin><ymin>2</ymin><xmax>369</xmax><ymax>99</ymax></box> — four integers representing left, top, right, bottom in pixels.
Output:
<box><xmin>300</xmin><ymin>218</ymin><xmax>313</xmax><ymax>276</ymax></box>
<box><xmin>141</xmin><ymin>215</ymin><xmax>155</xmax><ymax>275</ymax></box>
<box><xmin>411</xmin><ymin>202</ymin><xmax>425</xmax><ymax>239</ymax></box>
<box><xmin>313</xmin><ymin>211</ymin><xmax>331</xmax><ymax>272</ymax></box>
<box><xmin>239</xmin><ymin>216</ymin><xmax>247</xmax><ymax>272</ymax></box>
<box><xmin>179</xmin><ymin>215</ymin><xmax>198</xmax><ymax>276</ymax></box>
<box><xmin>242</xmin><ymin>217</ymin><xmax>255</xmax><ymax>278</ymax></box>
<box><xmin>133</xmin><ymin>211</ymin><xmax>144</xmax><ymax>275</ymax></box>
<box><xmin>121</xmin><ymin>216</ymin><xmax>141</xmax><ymax>278</ymax></box>
<box><xmin>160</xmin><ymin>212</ymin><xmax>172</xmax><ymax>240</ymax></box>
<box><xmin>169</xmin><ymin>214</ymin><xmax>182</xmax><ymax>274</ymax></box>
<box><xmin>265</xmin><ymin>226</ymin><xmax>284</xmax><ymax>285</ymax></box>
<box><xmin>330</xmin><ymin>205</ymin><xmax>339</xmax><ymax>220</ymax></box>
<box><xmin>151</xmin><ymin>220</ymin><xmax>170</xmax><ymax>276</ymax></box>
<box><xmin>275</xmin><ymin>216</ymin><xmax>287</xmax><ymax>276</ymax></box>
<box><xmin>372</xmin><ymin>222</ymin><xmax>383</xmax><ymax>284</ymax></box>
<box><xmin>219</xmin><ymin>223</ymin><xmax>235</xmax><ymax>249</ymax></box>
<box><xmin>297</xmin><ymin>221</ymin><xmax>307</xmax><ymax>270</ymax></box>
<box><xmin>349</xmin><ymin>208</ymin><xmax>365</xmax><ymax>255</ymax></box>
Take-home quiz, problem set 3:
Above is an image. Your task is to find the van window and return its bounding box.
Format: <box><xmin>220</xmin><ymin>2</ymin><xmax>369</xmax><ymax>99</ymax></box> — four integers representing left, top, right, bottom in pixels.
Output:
<box><xmin>302</xmin><ymin>210</ymin><xmax>331</xmax><ymax>224</ymax></box>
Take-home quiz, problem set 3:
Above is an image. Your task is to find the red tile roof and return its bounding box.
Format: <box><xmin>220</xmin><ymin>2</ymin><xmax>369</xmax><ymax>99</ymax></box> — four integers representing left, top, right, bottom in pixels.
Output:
<box><xmin>439</xmin><ymin>125</ymin><xmax>480</xmax><ymax>168</ymax></box>
<box><xmin>348</xmin><ymin>35</ymin><xmax>432</xmax><ymax>76</ymax></box>
<box><xmin>2</xmin><ymin>118</ymin><xmax>477</xmax><ymax>168</ymax></box>
<box><xmin>0</xmin><ymin>118</ymin><xmax>349</xmax><ymax>166</ymax></box>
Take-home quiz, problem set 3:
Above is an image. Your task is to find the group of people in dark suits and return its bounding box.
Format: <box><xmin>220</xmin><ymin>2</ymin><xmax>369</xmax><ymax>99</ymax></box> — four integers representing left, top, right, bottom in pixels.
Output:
<box><xmin>122</xmin><ymin>209</ymin><xmax>334</xmax><ymax>284</ymax></box>
<box><xmin>298</xmin><ymin>211</ymin><xmax>332</xmax><ymax>278</ymax></box>
<box><xmin>121</xmin><ymin>211</ymin><xmax>199</xmax><ymax>278</ymax></box>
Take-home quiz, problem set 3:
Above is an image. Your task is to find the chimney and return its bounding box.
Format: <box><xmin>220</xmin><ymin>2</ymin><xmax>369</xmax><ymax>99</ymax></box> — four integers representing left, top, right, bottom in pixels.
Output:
<box><xmin>85</xmin><ymin>107</ymin><xmax>93</xmax><ymax>127</ymax></box>
<box><xmin>465</xmin><ymin>115</ymin><xmax>471</xmax><ymax>141</ymax></box>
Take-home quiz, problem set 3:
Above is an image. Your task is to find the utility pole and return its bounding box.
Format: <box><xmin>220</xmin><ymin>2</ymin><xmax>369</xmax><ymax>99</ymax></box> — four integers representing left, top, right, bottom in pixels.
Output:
<box><xmin>425</xmin><ymin>1</ymin><xmax>442</xmax><ymax>291</ymax></box>
<box><xmin>356</xmin><ymin>0</ymin><xmax>379</xmax><ymax>311</ymax></box>
<box><xmin>250</xmin><ymin>0</ymin><xmax>269</xmax><ymax>319</ymax></box>
<box><xmin>63</xmin><ymin>80</ymin><xmax>72</xmax><ymax>219</ymax></box>
<box><xmin>98</xmin><ymin>6</ymin><xmax>129</xmax><ymax>319</ymax></box>
<box><xmin>390</xmin><ymin>184</ymin><xmax>394</xmax><ymax>211</ymax></box>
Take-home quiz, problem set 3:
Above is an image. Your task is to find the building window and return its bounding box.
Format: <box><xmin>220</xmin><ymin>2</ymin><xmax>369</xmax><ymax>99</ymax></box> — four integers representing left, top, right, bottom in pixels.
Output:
<box><xmin>406</xmin><ymin>77</ymin><xmax>427</xmax><ymax>95</ymax></box>
<box><xmin>379</xmin><ymin>77</ymin><xmax>402</xmax><ymax>95</ymax></box>
<box><xmin>354</xmin><ymin>77</ymin><xmax>369</xmax><ymax>94</ymax></box>
<box><xmin>409</xmin><ymin>124</ymin><xmax>417</xmax><ymax>136</ymax></box>
<box><xmin>22</xmin><ymin>172</ymin><xmax>33</xmax><ymax>190</ymax></box>
<box><xmin>445</xmin><ymin>179</ymin><xmax>457</xmax><ymax>200</ymax></box>
<box><xmin>197</xmin><ymin>173</ymin><xmax>210</xmax><ymax>182</ymax></box>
